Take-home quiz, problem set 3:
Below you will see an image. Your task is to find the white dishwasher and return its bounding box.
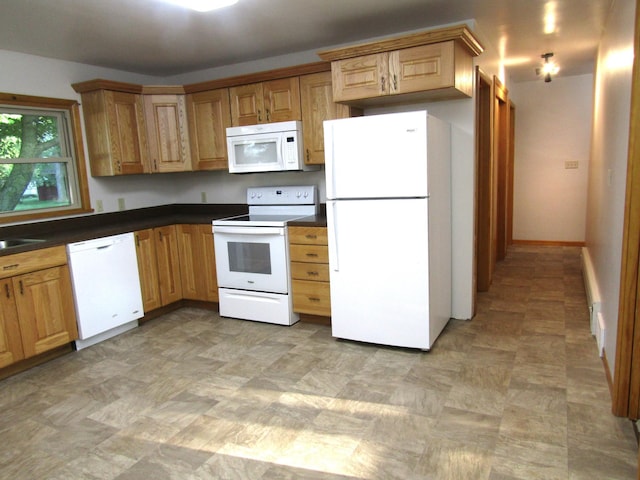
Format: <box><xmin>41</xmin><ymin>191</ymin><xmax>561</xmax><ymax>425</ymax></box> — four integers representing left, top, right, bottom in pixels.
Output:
<box><xmin>67</xmin><ymin>232</ymin><xmax>144</xmax><ymax>350</ymax></box>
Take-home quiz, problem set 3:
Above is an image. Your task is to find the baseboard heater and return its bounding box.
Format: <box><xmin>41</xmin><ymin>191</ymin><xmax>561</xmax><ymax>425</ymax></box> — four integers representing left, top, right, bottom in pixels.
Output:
<box><xmin>581</xmin><ymin>247</ymin><xmax>604</xmax><ymax>356</ymax></box>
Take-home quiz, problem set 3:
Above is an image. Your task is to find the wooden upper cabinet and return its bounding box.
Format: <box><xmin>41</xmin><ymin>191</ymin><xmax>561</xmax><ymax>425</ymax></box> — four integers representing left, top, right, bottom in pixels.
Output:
<box><xmin>78</xmin><ymin>89</ymin><xmax>148</xmax><ymax>176</ymax></box>
<box><xmin>263</xmin><ymin>77</ymin><xmax>301</xmax><ymax>123</ymax></box>
<box><xmin>319</xmin><ymin>24</ymin><xmax>483</xmax><ymax>106</ymax></box>
<box><xmin>331</xmin><ymin>42</ymin><xmax>467</xmax><ymax>104</ymax></box>
<box><xmin>230</xmin><ymin>77</ymin><xmax>301</xmax><ymax>126</ymax></box>
<box><xmin>299</xmin><ymin>71</ymin><xmax>362</xmax><ymax>165</ymax></box>
<box><xmin>186</xmin><ymin>89</ymin><xmax>232</xmax><ymax>171</ymax></box>
<box><xmin>144</xmin><ymin>94</ymin><xmax>192</xmax><ymax>173</ymax></box>
<box><xmin>331</xmin><ymin>53</ymin><xmax>388</xmax><ymax>103</ymax></box>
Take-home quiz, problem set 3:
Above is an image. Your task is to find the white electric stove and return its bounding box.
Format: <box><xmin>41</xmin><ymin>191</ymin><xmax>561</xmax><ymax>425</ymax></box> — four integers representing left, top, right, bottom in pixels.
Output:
<box><xmin>212</xmin><ymin>185</ymin><xmax>318</xmax><ymax>325</ymax></box>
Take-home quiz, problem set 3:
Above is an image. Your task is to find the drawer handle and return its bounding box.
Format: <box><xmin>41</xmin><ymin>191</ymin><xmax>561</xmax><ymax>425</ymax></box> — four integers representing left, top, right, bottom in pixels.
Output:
<box><xmin>307</xmin><ymin>271</ymin><xmax>319</xmax><ymax>276</ymax></box>
<box><xmin>3</xmin><ymin>263</ymin><xmax>19</xmax><ymax>271</ymax></box>
<box><xmin>305</xmin><ymin>253</ymin><xmax>318</xmax><ymax>258</ymax></box>
<box><xmin>305</xmin><ymin>234</ymin><xmax>317</xmax><ymax>239</ymax></box>
<box><xmin>308</xmin><ymin>297</ymin><xmax>320</xmax><ymax>302</ymax></box>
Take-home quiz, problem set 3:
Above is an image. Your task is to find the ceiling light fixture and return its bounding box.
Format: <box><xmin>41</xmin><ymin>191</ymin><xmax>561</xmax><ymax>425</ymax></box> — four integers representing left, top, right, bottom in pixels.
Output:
<box><xmin>163</xmin><ymin>0</ymin><xmax>238</xmax><ymax>12</ymax></box>
<box><xmin>536</xmin><ymin>52</ymin><xmax>559</xmax><ymax>82</ymax></box>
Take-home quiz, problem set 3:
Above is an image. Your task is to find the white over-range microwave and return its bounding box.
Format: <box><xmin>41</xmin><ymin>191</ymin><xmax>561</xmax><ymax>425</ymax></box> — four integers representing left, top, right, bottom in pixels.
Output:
<box><xmin>226</xmin><ymin>120</ymin><xmax>318</xmax><ymax>173</ymax></box>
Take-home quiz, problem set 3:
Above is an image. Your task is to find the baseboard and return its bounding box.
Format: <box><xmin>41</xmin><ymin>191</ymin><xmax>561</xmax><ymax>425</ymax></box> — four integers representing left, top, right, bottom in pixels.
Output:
<box><xmin>511</xmin><ymin>239</ymin><xmax>586</xmax><ymax>247</ymax></box>
<box><xmin>602</xmin><ymin>348</ymin><xmax>614</xmax><ymax>397</ymax></box>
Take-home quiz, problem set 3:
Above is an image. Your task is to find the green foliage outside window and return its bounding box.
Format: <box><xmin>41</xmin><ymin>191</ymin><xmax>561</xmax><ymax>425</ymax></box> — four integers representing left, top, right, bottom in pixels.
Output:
<box><xmin>0</xmin><ymin>110</ymin><xmax>74</xmax><ymax>214</ymax></box>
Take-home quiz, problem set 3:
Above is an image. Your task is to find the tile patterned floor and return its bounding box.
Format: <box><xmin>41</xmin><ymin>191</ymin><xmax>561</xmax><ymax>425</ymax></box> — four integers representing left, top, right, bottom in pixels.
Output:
<box><xmin>0</xmin><ymin>245</ymin><xmax>637</xmax><ymax>479</ymax></box>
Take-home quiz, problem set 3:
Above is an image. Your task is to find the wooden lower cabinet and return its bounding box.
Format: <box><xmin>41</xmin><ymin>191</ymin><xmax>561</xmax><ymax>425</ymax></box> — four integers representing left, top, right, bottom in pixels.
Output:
<box><xmin>177</xmin><ymin>224</ymin><xmax>218</xmax><ymax>302</ymax></box>
<box><xmin>14</xmin><ymin>265</ymin><xmax>79</xmax><ymax>358</ymax></box>
<box><xmin>0</xmin><ymin>278</ymin><xmax>25</xmax><ymax>368</ymax></box>
<box><xmin>135</xmin><ymin>225</ymin><xmax>183</xmax><ymax>311</ymax></box>
<box><xmin>289</xmin><ymin>226</ymin><xmax>331</xmax><ymax>317</ymax></box>
<box><xmin>0</xmin><ymin>246</ymin><xmax>78</xmax><ymax>369</ymax></box>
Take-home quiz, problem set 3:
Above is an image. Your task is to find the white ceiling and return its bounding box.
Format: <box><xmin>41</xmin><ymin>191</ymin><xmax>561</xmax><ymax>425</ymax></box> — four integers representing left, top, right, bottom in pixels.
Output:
<box><xmin>0</xmin><ymin>0</ymin><xmax>613</xmax><ymax>82</ymax></box>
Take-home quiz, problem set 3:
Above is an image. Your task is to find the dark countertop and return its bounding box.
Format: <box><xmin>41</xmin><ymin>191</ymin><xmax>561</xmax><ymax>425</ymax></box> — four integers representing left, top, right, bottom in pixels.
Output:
<box><xmin>0</xmin><ymin>203</ymin><xmax>327</xmax><ymax>256</ymax></box>
<box><xmin>0</xmin><ymin>204</ymin><xmax>246</xmax><ymax>256</ymax></box>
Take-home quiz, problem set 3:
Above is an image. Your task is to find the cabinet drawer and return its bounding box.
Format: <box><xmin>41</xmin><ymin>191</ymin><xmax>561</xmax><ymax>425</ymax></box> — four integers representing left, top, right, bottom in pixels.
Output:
<box><xmin>289</xmin><ymin>244</ymin><xmax>328</xmax><ymax>263</ymax></box>
<box><xmin>0</xmin><ymin>246</ymin><xmax>67</xmax><ymax>280</ymax></box>
<box><xmin>288</xmin><ymin>226</ymin><xmax>327</xmax><ymax>245</ymax></box>
<box><xmin>291</xmin><ymin>261</ymin><xmax>330</xmax><ymax>282</ymax></box>
<box><xmin>292</xmin><ymin>280</ymin><xmax>331</xmax><ymax>316</ymax></box>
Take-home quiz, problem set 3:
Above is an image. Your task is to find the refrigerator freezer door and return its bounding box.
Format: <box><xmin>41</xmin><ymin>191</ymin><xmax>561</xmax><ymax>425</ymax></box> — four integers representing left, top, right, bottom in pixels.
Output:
<box><xmin>324</xmin><ymin>111</ymin><xmax>428</xmax><ymax>200</ymax></box>
<box><xmin>328</xmin><ymin>197</ymin><xmax>445</xmax><ymax>349</ymax></box>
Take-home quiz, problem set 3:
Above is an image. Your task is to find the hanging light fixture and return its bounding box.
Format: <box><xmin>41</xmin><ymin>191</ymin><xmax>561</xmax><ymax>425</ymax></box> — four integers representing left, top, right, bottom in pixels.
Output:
<box><xmin>536</xmin><ymin>52</ymin><xmax>559</xmax><ymax>82</ymax></box>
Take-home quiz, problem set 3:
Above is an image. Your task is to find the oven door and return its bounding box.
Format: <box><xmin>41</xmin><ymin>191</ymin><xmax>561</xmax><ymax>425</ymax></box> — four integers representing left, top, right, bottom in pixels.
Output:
<box><xmin>213</xmin><ymin>225</ymin><xmax>289</xmax><ymax>294</ymax></box>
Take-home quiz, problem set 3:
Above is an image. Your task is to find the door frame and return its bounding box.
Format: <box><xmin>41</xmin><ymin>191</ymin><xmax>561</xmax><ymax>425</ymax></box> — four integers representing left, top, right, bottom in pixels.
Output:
<box><xmin>613</xmin><ymin>0</ymin><xmax>640</xmax><ymax>419</ymax></box>
<box><xmin>475</xmin><ymin>67</ymin><xmax>493</xmax><ymax>294</ymax></box>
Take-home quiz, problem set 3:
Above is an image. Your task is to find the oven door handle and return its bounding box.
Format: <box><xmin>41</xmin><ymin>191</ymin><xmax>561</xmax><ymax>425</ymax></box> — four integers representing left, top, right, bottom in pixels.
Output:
<box><xmin>213</xmin><ymin>226</ymin><xmax>284</xmax><ymax>236</ymax></box>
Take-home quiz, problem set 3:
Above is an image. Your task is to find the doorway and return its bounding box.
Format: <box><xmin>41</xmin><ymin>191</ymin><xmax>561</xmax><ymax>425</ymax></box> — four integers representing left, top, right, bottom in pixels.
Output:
<box><xmin>475</xmin><ymin>69</ymin><xmax>515</xmax><ymax>295</ymax></box>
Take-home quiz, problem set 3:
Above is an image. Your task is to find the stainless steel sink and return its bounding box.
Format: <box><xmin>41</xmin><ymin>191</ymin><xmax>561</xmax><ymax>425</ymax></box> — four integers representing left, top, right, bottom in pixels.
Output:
<box><xmin>0</xmin><ymin>238</ymin><xmax>45</xmax><ymax>249</ymax></box>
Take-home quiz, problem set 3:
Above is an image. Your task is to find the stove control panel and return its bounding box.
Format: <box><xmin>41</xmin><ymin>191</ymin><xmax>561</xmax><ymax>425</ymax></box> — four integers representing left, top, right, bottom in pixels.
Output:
<box><xmin>247</xmin><ymin>185</ymin><xmax>317</xmax><ymax>206</ymax></box>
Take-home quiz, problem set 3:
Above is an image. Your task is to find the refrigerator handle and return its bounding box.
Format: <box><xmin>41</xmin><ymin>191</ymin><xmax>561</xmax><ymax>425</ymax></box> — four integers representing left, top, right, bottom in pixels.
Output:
<box><xmin>326</xmin><ymin>200</ymin><xmax>339</xmax><ymax>272</ymax></box>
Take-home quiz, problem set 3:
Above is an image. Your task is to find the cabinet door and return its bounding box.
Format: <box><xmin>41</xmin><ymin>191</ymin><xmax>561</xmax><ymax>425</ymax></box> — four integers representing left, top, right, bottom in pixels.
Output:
<box><xmin>331</xmin><ymin>53</ymin><xmax>389</xmax><ymax>103</ymax></box>
<box><xmin>300</xmin><ymin>72</ymin><xmax>363</xmax><ymax>165</ymax></box>
<box><xmin>200</xmin><ymin>225</ymin><xmax>218</xmax><ymax>302</ymax></box>
<box><xmin>15</xmin><ymin>265</ymin><xmax>78</xmax><ymax>358</ymax></box>
<box><xmin>186</xmin><ymin>89</ymin><xmax>232</xmax><ymax>171</ymax></box>
<box><xmin>390</xmin><ymin>42</ymin><xmax>455</xmax><ymax>95</ymax></box>
<box><xmin>81</xmin><ymin>90</ymin><xmax>148</xmax><ymax>176</ymax></box>
<box><xmin>0</xmin><ymin>279</ymin><xmax>24</xmax><ymax>368</ymax></box>
<box><xmin>135</xmin><ymin>229</ymin><xmax>162</xmax><ymax>312</ymax></box>
<box><xmin>177</xmin><ymin>224</ymin><xmax>200</xmax><ymax>300</ymax></box>
<box><xmin>263</xmin><ymin>77</ymin><xmax>301</xmax><ymax>123</ymax></box>
<box><xmin>155</xmin><ymin>225</ymin><xmax>183</xmax><ymax>305</ymax></box>
<box><xmin>177</xmin><ymin>224</ymin><xmax>218</xmax><ymax>302</ymax></box>
<box><xmin>144</xmin><ymin>94</ymin><xmax>192</xmax><ymax>172</ymax></box>
<box><xmin>229</xmin><ymin>83</ymin><xmax>265</xmax><ymax>126</ymax></box>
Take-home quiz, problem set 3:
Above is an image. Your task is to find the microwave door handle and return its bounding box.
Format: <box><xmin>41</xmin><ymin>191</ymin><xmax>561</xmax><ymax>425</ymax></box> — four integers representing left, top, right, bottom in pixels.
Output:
<box><xmin>279</xmin><ymin>136</ymin><xmax>285</xmax><ymax>167</ymax></box>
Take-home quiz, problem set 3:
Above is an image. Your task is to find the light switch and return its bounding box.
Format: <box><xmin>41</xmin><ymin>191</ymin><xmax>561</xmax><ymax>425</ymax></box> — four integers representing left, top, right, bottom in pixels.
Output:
<box><xmin>565</xmin><ymin>160</ymin><xmax>579</xmax><ymax>169</ymax></box>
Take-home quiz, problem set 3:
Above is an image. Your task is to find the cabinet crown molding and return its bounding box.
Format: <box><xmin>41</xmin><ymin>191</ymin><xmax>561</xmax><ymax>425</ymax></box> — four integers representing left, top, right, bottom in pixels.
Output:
<box><xmin>317</xmin><ymin>24</ymin><xmax>484</xmax><ymax>61</ymax></box>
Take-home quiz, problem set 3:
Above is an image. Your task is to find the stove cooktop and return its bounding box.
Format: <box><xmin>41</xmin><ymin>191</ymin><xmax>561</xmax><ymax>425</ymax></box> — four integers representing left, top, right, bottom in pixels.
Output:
<box><xmin>212</xmin><ymin>213</ymin><xmax>311</xmax><ymax>227</ymax></box>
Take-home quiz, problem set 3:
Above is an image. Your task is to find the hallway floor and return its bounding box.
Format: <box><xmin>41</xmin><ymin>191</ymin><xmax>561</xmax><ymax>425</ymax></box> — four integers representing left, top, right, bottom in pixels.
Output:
<box><xmin>0</xmin><ymin>245</ymin><xmax>637</xmax><ymax>479</ymax></box>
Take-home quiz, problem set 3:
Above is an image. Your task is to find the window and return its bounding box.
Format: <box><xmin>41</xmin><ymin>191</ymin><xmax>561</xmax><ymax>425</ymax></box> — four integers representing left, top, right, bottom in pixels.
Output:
<box><xmin>0</xmin><ymin>93</ymin><xmax>91</xmax><ymax>223</ymax></box>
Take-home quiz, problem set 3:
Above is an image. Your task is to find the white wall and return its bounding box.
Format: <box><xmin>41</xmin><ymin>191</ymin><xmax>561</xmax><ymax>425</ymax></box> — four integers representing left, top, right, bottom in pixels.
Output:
<box><xmin>509</xmin><ymin>74</ymin><xmax>593</xmax><ymax>242</ymax></box>
<box><xmin>0</xmin><ymin>48</ymin><xmax>188</xmax><ymax>219</ymax></box>
<box><xmin>585</xmin><ymin>0</ymin><xmax>636</xmax><ymax>376</ymax></box>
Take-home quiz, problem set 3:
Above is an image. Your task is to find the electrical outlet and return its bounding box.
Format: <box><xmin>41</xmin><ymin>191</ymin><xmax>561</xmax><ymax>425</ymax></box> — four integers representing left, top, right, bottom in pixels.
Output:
<box><xmin>201</xmin><ymin>191</ymin><xmax>207</xmax><ymax>203</ymax></box>
<box><xmin>117</xmin><ymin>197</ymin><xmax>126</xmax><ymax>211</ymax></box>
<box><xmin>95</xmin><ymin>199</ymin><xmax>104</xmax><ymax>212</ymax></box>
<box><xmin>565</xmin><ymin>160</ymin><xmax>579</xmax><ymax>169</ymax></box>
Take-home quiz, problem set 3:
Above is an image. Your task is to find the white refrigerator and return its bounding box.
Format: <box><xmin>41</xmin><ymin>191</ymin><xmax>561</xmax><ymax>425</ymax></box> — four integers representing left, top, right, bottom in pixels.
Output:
<box><xmin>324</xmin><ymin>110</ymin><xmax>451</xmax><ymax>350</ymax></box>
